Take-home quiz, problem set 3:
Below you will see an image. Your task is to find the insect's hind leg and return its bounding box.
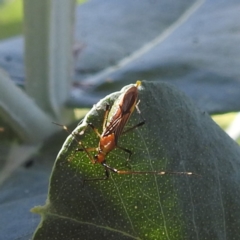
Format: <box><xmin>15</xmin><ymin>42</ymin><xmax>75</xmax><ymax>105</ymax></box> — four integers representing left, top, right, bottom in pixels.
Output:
<box><xmin>83</xmin><ymin>167</ymin><xmax>110</xmax><ymax>183</ymax></box>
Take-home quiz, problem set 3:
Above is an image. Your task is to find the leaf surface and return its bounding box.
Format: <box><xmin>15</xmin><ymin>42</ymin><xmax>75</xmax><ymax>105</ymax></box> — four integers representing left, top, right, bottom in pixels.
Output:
<box><xmin>32</xmin><ymin>81</ymin><xmax>240</xmax><ymax>239</ymax></box>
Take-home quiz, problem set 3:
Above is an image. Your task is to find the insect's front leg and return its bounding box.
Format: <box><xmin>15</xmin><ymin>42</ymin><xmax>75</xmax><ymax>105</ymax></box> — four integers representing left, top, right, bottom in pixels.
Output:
<box><xmin>51</xmin><ymin>122</ymin><xmax>95</xmax><ymax>163</ymax></box>
<box><xmin>103</xmin><ymin>104</ymin><xmax>111</xmax><ymax>129</ymax></box>
<box><xmin>87</xmin><ymin>123</ymin><xmax>101</xmax><ymax>138</ymax></box>
<box><xmin>115</xmin><ymin>145</ymin><xmax>133</xmax><ymax>169</ymax></box>
<box><xmin>75</xmin><ymin>147</ymin><xmax>97</xmax><ymax>164</ymax></box>
<box><xmin>122</xmin><ymin>101</ymin><xmax>146</xmax><ymax>135</ymax></box>
<box><xmin>87</xmin><ymin>103</ymin><xmax>111</xmax><ymax>136</ymax></box>
<box><xmin>122</xmin><ymin>120</ymin><xmax>145</xmax><ymax>135</ymax></box>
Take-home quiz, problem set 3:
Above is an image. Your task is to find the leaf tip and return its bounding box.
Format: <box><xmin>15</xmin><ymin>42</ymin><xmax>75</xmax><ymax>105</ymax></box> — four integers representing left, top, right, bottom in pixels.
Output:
<box><xmin>30</xmin><ymin>205</ymin><xmax>47</xmax><ymax>215</ymax></box>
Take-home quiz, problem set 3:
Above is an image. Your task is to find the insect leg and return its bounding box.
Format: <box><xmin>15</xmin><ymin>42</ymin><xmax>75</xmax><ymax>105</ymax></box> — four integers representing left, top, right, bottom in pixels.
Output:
<box><xmin>122</xmin><ymin>120</ymin><xmax>145</xmax><ymax>135</ymax></box>
<box><xmin>116</xmin><ymin>145</ymin><xmax>132</xmax><ymax>160</ymax></box>
<box><xmin>83</xmin><ymin>164</ymin><xmax>111</xmax><ymax>183</ymax></box>
<box><xmin>104</xmin><ymin>162</ymin><xmax>200</xmax><ymax>178</ymax></box>
<box><xmin>114</xmin><ymin>145</ymin><xmax>132</xmax><ymax>169</ymax></box>
<box><xmin>87</xmin><ymin>123</ymin><xmax>101</xmax><ymax>137</ymax></box>
<box><xmin>116</xmin><ymin>170</ymin><xmax>201</xmax><ymax>177</ymax></box>
<box><xmin>75</xmin><ymin>147</ymin><xmax>97</xmax><ymax>164</ymax></box>
<box><xmin>85</xmin><ymin>103</ymin><xmax>111</xmax><ymax>137</ymax></box>
<box><xmin>135</xmin><ymin>100</ymin><xmax>147</xmax><ymax>124</ymax></box>
<box><xmin>122</xmin><ymin>100</ymin><xmax>145</xmax><ymax>135</ymax></box>
<box><xmin>103</xmin><ymin>104</ymin><xmax>111</xmax><ymax>129</ymax></box>
<box><xmin>52</xmin><ymin>122</ymin><xmax>97</xmax><ymax>164</ymax></box>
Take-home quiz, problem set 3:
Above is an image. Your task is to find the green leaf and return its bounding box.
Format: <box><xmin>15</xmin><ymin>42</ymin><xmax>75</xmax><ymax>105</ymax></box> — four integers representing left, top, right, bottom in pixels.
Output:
<box><xmin>32</xmin><ymin>81</ymin><xmax>240</xmax><ymax>240</ymax></box>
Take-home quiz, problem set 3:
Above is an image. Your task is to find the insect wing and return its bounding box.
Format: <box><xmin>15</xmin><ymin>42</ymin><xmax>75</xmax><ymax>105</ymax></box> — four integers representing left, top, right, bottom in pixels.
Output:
<box><xmin>120</xmin><ymin>85</ymin><xmax>138</xmax><ymax>114</ymax></box>
<box><xmin>103</xmin><ymin>86</ymin><xmax>138</xmax><ymax>143</ymax></box>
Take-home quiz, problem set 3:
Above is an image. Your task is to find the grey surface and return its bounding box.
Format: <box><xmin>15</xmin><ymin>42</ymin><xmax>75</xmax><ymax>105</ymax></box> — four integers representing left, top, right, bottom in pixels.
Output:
<box><xmin>0</xmin><ymin>160</ymin><xmax>49</xmax><ymax>240</ymax></box>
<box><xmin>75</xmin><ymin>0</ymin><xmax>196</xmax><ymax>71</ymax></box>
<box><xmin>0</xmin><ymin>0</ymin><xmax>240</xmax><ymax>113</ymax></box>
<box><xmin>0</xmin><ymin>37</ymin><xmax>24</xmax><ymax>86</ymax></box>
<box><xmin>75</xmin><ymin>0</ymin><xmax>240</xmax><ymax>113</ymax></box>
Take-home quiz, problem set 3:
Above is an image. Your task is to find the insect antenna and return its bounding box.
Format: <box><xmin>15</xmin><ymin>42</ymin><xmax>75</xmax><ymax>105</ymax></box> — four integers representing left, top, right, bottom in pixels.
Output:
<box><xmin>52</xmin><ymin>122</ymin><xmax>95</xmax><ymax>163</ymax></box>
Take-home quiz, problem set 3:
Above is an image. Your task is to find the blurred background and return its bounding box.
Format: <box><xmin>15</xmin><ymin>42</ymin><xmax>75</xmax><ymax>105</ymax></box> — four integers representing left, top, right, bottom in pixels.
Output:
<box><xmin>1</xmin><ymin>0</ymin><xmax>240</xmax><ymax>137</ymax></box>
<box><xmin>0</xmin><ymin>0</ymin><xmax>239</xmax><ymax>145</ymax></box>
<box><xmin>0</xmin><ymin>0</ymin><xmax>240</xmax><ymax>238</ymax></box>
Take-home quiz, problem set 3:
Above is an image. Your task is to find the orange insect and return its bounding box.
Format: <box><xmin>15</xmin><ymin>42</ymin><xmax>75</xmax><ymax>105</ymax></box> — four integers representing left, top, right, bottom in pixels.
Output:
<box><xmin>72</xmin><ymin>81</ymin><xmax>198</xmax><ymax>181</ymax></box>
<box><xmin>76</xmin><ymin>81</ymin><xmax>144</xmax><ymax>180</ymax></box>
<box><xmin>55</xmin><ymin>81</ymin><xmax>199</xmax><ymax>181</ymax></box>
